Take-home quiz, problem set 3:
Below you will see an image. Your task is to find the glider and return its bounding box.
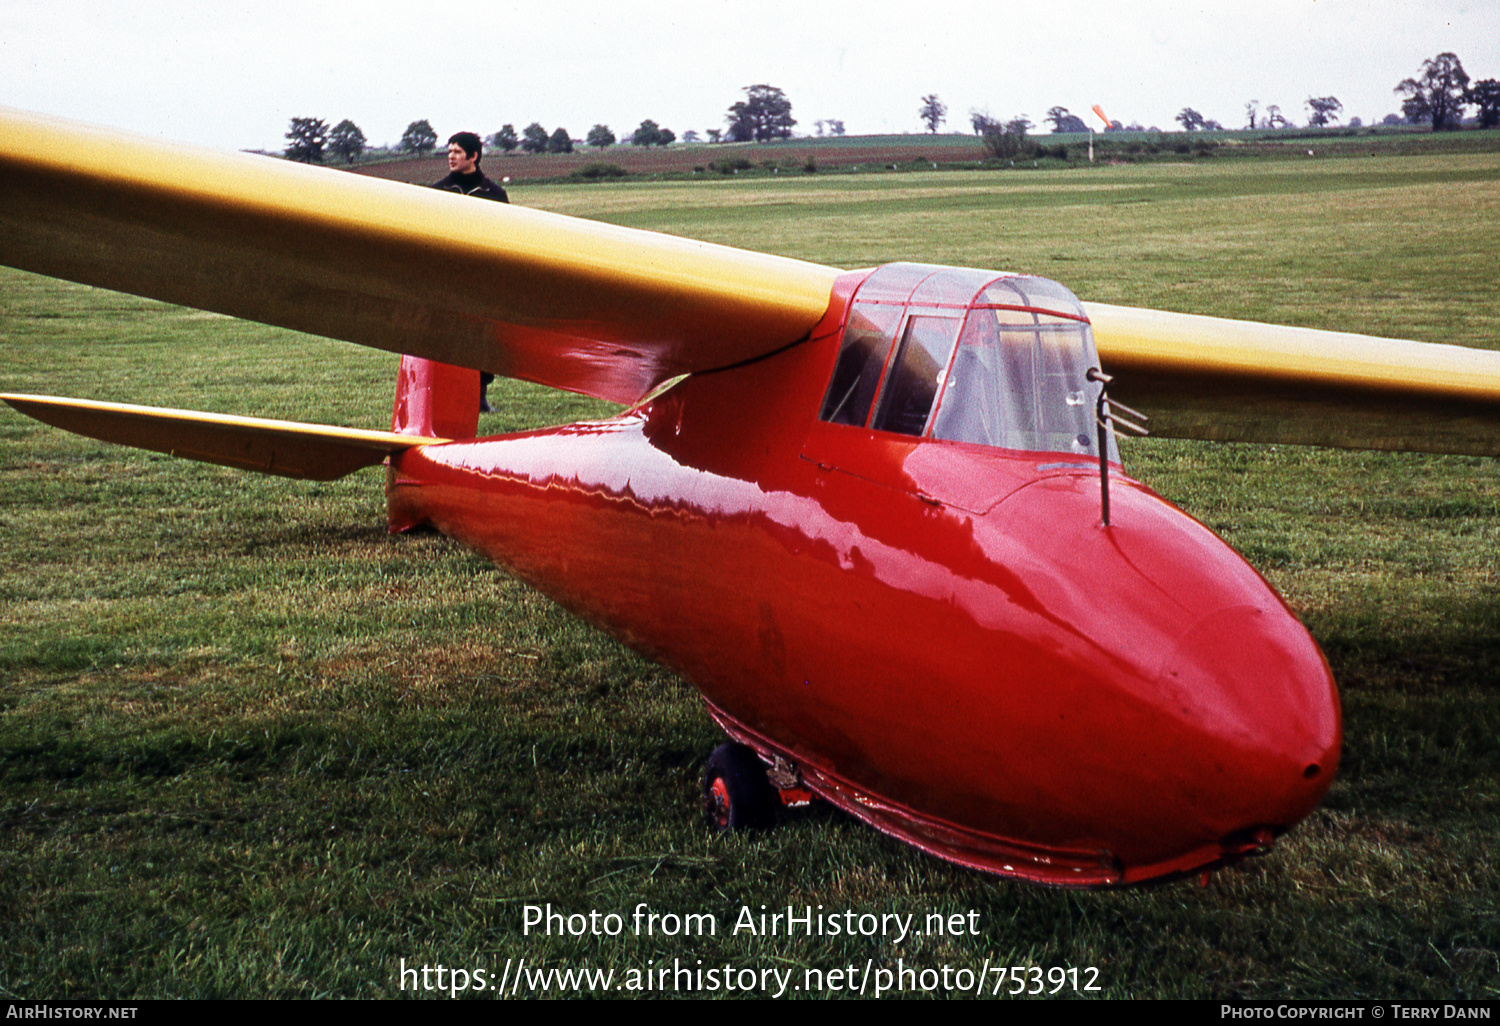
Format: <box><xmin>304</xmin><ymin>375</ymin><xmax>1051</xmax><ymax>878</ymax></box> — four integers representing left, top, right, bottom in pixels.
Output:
<box><xmin>4</xmin><ymin>107</ymin><xmax>1499</xmax><ymax>886</ymax></box>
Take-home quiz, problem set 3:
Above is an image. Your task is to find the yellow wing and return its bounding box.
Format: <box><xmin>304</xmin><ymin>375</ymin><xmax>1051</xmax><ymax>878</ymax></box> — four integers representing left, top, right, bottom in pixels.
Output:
<box><xmin>0</xmin><ymin>107</ymin><xmax>839</xmax><ymax>407</ymax></box>
<box><xmin>0</xmin><ymin>393</ymin><xmax>444</xmax><ymax>480</ymax></box>
<box><xmin>1086</xmin><ymin>304</ymin><xmax>1500</xmax><ymax>458</ymax></box>
<box><xmin>3</xmin><ymin>106</ymin><xmax>1498</xmax><ymax>457</ymax></box>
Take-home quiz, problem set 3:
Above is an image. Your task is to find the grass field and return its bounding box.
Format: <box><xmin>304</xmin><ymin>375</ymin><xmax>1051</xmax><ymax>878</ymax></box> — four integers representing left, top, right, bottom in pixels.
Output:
<box><xmin>2</xmin><ymin>146</ymin><xmax>1499</xmax><ymax>999</ymax></box>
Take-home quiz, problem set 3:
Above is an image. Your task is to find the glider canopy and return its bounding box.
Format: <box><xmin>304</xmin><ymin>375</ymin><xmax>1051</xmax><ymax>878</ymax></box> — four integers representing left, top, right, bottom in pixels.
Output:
<box><xmin>820</xmin><ymin>263</ymin><xmax>1114</xmax><ymax>460</ymax></box>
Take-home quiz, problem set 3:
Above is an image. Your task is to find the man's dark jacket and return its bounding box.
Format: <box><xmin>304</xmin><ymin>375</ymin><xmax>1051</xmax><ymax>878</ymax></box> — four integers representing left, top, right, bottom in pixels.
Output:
<box><xmin>430</xmin><ymin>169</ymin><xmax>509</xmax><ymax>203</ymax></box>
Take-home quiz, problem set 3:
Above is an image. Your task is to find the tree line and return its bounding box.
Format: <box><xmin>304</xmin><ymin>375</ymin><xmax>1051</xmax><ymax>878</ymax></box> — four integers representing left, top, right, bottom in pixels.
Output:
<box><xmin>918</xmin><ymin>52</ymin><xmax>1495</xmax><ymax>165</ymax></box>
<box><xmin>1206</xmin><ymin>54</ymin><xmax>1497</xmax><ymax>133</ymax></box>
<box><xmin>926</xmin><ymin>53</ymin><xmax>1496</xmax><ymax>144</ymax></box>
<box><xmin>284</xmin><ymin>57</ymin><xmax>1498</xmax><ymax>165</ymax></box>
<box><xmin>282</xmin><ymin>85</ymin><xmax>806</xmax><ymax>164</ymax></box>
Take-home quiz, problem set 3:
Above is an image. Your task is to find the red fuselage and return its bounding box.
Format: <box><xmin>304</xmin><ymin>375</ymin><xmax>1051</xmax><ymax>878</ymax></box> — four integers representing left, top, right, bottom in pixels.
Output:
<box><xmin>387</xmin><ymin>270</ymin><xmax>1340</xmax><ymax>886</ymax></box>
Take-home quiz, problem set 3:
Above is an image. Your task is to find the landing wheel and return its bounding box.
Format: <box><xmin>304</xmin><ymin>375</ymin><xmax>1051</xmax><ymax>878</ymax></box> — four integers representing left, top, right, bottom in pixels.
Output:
<box><xmin>703</xmin><ymin>742</ymin><xmax>778</xmax><ymax>832</ymax></box>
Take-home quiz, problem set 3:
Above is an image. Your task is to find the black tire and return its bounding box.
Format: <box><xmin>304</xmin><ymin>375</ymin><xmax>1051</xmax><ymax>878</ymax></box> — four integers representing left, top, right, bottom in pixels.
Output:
<box><xmin>703</xmin><ymin>742</ymin><xmax>778</xmax><ymax>832</ymax></box>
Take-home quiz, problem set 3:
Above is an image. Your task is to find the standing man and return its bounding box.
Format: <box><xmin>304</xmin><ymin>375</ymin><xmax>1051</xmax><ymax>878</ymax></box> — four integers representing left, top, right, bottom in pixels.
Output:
<box><xmin>431</xmin><ymin>131</ymin><xmax>509</xmax><ymax>202</ymax></box>
<box><xmin>430</xmin><ymin>132</ymin><xmax>507</xmax><ymax>409</ymax></box>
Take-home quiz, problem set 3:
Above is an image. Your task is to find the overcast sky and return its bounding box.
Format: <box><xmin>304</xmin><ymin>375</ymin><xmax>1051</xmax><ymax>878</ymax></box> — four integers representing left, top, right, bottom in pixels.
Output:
<box><xmin>3</xmin><ymin>0</ymin><xmax>1497</xmax><ymax>151</ymax></box>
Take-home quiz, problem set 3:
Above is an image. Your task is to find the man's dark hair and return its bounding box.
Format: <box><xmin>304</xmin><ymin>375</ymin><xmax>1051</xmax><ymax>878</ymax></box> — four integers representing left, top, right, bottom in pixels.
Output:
<box><xmin>448</xmin><ymin>131</ymin><xmax>483</xmax><ymax>163</ymax></box>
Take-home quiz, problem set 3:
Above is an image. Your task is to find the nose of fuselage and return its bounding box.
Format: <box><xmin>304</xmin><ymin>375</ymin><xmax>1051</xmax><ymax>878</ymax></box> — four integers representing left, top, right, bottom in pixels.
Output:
<box><xmin>1154</xmin><ymin>601</ymin><xmax>1340</xmax><ymax>831</ymax></box>
<box><xmin>985</xmin><ymin>470</ymin><xmax>1340</xmax><ymax>875</ymax></box>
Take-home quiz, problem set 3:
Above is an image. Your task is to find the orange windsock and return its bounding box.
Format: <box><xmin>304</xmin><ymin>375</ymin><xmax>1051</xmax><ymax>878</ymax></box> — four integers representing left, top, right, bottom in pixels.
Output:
<box><xmin>1091</xmin><ymin>105</ymin><xmax>1111</xmax><ymax>128</ymax></box>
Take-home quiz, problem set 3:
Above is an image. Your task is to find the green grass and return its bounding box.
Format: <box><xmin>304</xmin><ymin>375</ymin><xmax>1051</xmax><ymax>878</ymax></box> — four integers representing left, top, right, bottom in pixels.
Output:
<box><xmin>2</xmin><ymin>144</ymin><xmax>1500</xmax><ymax>999</ymax></box>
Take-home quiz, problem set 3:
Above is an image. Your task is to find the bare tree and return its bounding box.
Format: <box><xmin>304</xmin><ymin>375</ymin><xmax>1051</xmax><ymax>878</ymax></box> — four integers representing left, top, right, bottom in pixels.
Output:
<box><xmin>919</xmin><ymin>94</ymin><xmax>947</xmax><ymax>133</ymax></box>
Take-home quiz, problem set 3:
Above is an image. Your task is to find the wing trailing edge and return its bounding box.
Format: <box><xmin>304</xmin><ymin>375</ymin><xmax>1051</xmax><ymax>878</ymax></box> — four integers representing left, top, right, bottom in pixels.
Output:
<box><xmin>0</xmin><ymin>394</ymin><xmax>444</xmax><ymax>480</ymax></box>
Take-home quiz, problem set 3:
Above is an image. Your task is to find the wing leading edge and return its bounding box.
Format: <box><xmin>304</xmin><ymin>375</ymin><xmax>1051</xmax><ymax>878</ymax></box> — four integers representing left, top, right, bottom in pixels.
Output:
<box><xmin>0</xmin><ymin>107</ymin><xmax>840</xmax><ymax>406</ymax></box>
